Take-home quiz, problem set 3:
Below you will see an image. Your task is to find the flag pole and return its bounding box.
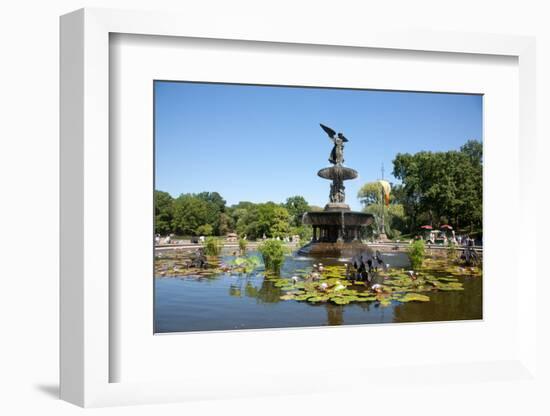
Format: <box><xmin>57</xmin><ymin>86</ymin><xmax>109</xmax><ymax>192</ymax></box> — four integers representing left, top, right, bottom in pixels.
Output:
<box><xmin>380</xmin><ymin>163</ymin><xmax>387</xmax><ymax>241</ymax></box>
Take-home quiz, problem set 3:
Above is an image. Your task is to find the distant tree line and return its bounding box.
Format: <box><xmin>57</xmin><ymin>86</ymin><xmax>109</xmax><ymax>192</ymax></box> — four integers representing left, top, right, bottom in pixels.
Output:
<box><xmin>357</xmin><ymin>140</ymin><xmax>483</xmax><ymax>238</ymax></box>
<box><xmin>155</xmin><ymin>192</ymin><xmax>320</xmax><ymax>240</ymax></box>
<box><xmin>157</xmin><ymin>140</ymin><xmax>482</xmax><ymax>240</ymax></box>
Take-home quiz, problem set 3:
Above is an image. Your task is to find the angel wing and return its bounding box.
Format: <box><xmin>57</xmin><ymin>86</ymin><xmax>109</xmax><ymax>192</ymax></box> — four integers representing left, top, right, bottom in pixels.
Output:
<box><xmin>320</xmin><ymin>123</ymin><xmax>336</xmax><ymax>138</ymax></box>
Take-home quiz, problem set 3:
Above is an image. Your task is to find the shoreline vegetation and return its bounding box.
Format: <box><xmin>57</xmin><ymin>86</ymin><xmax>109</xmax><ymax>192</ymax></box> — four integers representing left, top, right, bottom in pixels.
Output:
<box><xmin>154</xmin><ymin>247</ymin><xmax>482</xmax><ymax>308</ymax></box>
<box><xmin>155</xmin><ymin>140</ymin><xmax>483</xmax><ymax>244</ymax></box>
<box><xmin>154</xmin><ymin>140</ymin><xmax>483</xmax><ymax>311</ymax></box>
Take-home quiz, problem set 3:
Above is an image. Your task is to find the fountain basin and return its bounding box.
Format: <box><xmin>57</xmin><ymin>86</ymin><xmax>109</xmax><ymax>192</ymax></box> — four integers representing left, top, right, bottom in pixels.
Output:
<box><xmin>297</xmin><ymin>240</ymin><xmax>374</xmax><ymax>257</ymax></box>
<box><xmin>299</xmin><ymin>210</ymin><xmax>374</xmax><ymax>256</ymax></box>
<box><xmin>303</xmin><ymin>211</ymin><xmax>373</xmax><ymax>227</ymax></box>
<box><xmin>317</xmin><ymin>166</ymin><xmax>358</xmax><ymax>181</ymax></box>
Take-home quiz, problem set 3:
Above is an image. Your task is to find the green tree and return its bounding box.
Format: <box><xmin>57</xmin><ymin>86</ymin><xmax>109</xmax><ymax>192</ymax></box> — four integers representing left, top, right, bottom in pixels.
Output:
<box><xmin>171</xmin><ymin>194</ymin><xmax>211</xmax><ymax>236</ymax></box>
<box><xmin>357</xmin><ymin>182</ymin><xmax>384</xmax><ymax>206</ymax></box>
<box><xmin>196</xmin><ymin>224</ymin><xmax>213</xmax><ymax>236</ymax></box>
<box><xmin>196</xmin><ymin>191</ymin><xmax>226</xmax><ymax>234</ymax></box>
<box><xmin>218</xmin><ymin>212</ymin><xmax>233</xmax><ymax>235</ymax></box>
<box><xmin>231</xmin><ymin>202</ymin><xmax>291</xmax><ymax>239</ymax></box>
<box><xmin>154</xmin><ymin>190</ymin><xmax>174</xmax><ymax>235</ymax></box>
<box><xmin>262</xmin><ymin>203</ymin><xmax>291</xmax><ymax>238</ymax></box>
<box><xmin>363</xmin><ymin>203</ymin><xmax>407</xmax><ymax>239</ymax></box>
<box><xmin>284</xmin><ymin>196</ymin><xmax>309</xmax><ymax>227</ymax></box>
<box><xmin>234</xmin><ymin>204</ymin><xmax>260</xmax><ymax>238</ymax></box>
<box><xmin>392</xmin><ymin>140</ymin><xmax>482</xmax><ymax>233</ymax></box>
<box><xmin>460</xmin><ymin>140</ymin><xmax>483</xmax><ymax>164</ymax></box>
<box><xmin>291</xmin><ymin>225</ymin><xmax>313</xmax><ymax>241</ymax></box>
<box><xmin>358</xmin><ymin>182</ymin><xmax>407</xmax><ymax>238</ymax></box>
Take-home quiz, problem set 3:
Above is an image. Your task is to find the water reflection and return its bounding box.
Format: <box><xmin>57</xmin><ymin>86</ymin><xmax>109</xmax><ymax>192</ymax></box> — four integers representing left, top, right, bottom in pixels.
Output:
<box><xmin>393</xmin><ymin>277</ymin><xmax>482</xmax><ymax>323</ymax></box>
<box><xmin>326</xmin><ymin>304</ymin><xmax>344</xmax><ymax>326</ymax></box>
<box><xmin>154</xmin><ymin>251</ymin><xmax>482</xmax><ymax>333</ymax></box>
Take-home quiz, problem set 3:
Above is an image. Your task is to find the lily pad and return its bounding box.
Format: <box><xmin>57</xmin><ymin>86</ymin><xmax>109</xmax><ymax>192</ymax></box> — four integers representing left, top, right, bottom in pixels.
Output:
<box><xmin>307</xmin><ymin>296</ymin><xmax>329</xmax><ymax>303</ymax></box>
<box><xmin>398</xmin><ymin>293</ymin><xmax>430</xmax><ymax>302</ymax></box>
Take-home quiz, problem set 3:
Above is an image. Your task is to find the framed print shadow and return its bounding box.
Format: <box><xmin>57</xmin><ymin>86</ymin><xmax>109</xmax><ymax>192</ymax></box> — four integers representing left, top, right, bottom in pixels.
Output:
<box><xmin>153</xmin><ymin>81</ymin><xmax>483</xmax><ymax>333</ymax></box>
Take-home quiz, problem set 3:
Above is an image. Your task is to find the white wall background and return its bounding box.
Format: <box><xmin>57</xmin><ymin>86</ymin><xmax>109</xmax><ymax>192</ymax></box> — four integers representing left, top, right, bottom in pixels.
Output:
<box><xmin>0</xmin><ymin>1</ymin><xmax>548</xmax><ymax>415</ymax></box>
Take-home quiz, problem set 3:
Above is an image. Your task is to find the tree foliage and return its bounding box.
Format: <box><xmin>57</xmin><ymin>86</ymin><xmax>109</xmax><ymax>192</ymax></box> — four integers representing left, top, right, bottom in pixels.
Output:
<box><xmin>171</xmin><ymin>194</ymin><xmax>213</xmax><ymax>236</ymax></box>
<box><xmin>284</xmin><ymin>195</ymin><xmax>310</xmax><ymax>227</ymax></box>
<box><xmin>155</xmin><ymin>191</ymin><xmax>314</xmax><ymax>240</ymax></box>
<box><xmin>363</xmin><ymin>203</ymin><xmax>406</xmax><ymax>239</ymax></box>
<box><xmin>357</xmin><ymin>182</ymin><xmax>384</xmax><ymax>206</ymax></box>
<box><xmin>358</xmin><ymin>181</ymin><xmax>406</xmax><ymax>238</ymax></box>
<box><xmin>232</xmin><ymin>202</ymin><xmax>290</xmax><ymax>239</ymax></box>
<box><xmin>356</xmin><ymin>140</ymin><xmax>482</xmax><ymax>238</ymax></box>
<box><xmin>154</xmin><ymin>190</ymin><xmax>174</xmax><ymax>235</ymax></box>
<box><xmin>392</xmin><ymin>140</ymin><xmax>482</xmax><ymax>233</ymax></box>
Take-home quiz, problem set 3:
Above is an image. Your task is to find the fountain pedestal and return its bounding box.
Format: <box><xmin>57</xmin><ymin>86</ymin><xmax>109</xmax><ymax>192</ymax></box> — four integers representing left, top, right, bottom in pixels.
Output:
<box><xmin>298</xmin><ymin>164</ymin><xmax>374</xmax><ymax>257</ymax></box>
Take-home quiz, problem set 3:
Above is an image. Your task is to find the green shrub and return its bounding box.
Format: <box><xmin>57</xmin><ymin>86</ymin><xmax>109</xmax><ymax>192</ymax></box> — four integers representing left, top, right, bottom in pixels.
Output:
<box><xmin>258</xmin><ymin>239</ymin><xmax>288</xmax><ymax>274</ymax></box>
<box><xmin>238</xmin><ymin>238</ymin><xmax>248</xmax><ymax>254</ymax></box>
<box><xmin>204</xmin><ymin>236</ymin><xmax>222</xmax><ymax>256</ymax></box>
<box><xmin>408</xmin><ymin>239</ymin><xmax>426</xmax><ymax>270</ymax></box>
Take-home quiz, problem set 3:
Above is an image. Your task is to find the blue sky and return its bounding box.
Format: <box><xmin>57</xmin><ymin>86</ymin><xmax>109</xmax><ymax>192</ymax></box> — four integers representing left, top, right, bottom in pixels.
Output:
<box><xmin>155</xmin><ymin>81</ymin><xmax>482</xmax><ymax>211</ymax></box>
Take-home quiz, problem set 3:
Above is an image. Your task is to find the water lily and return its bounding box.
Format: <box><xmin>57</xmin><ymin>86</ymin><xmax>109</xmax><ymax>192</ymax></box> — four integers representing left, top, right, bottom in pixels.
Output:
<box><xmin>371</xmin><ymin>284</ymin><xmax>384</xmax><ymax>293</ymax></box>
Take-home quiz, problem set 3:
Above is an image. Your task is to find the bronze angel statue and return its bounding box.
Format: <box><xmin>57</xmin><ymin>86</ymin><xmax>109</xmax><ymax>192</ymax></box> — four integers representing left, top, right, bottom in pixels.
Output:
<box><xmin>320</xmin><ymin>123</ymin><xmax>348</xmax><ymax>166</ymax></box>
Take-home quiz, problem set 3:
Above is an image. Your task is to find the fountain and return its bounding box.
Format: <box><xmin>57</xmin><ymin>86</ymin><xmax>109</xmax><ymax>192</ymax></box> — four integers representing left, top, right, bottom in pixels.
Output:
<box><xmin>298</xmin><ymin>124</ymin><xmax>374</xmax><ymax>257</ymax></box>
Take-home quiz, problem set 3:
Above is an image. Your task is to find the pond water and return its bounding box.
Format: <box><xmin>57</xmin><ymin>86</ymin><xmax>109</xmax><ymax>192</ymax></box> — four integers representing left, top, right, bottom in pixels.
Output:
<box><xmin>154</xmin><ymin>250</ymin><xmax>482</xmax><ymax>333</ymax></box>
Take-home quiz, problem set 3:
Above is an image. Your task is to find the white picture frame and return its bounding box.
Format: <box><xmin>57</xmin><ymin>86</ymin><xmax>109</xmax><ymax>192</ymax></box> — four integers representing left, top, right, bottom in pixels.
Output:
<box><xmin>60</xmin><ymin>7</ymin><xmax>538</xmax><ymax>407</ymax></box>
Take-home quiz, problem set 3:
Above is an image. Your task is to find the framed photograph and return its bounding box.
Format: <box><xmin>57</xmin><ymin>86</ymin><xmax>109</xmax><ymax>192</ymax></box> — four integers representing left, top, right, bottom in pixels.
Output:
<box><xmin>152</xmin><ymin>81</ymin><xmax>484</xmax><ymax>334</ymax></box>
<box><xmin>60</xmin><ymin>8</ymin><xmax>538</xmax><ymax>407</ymax></box>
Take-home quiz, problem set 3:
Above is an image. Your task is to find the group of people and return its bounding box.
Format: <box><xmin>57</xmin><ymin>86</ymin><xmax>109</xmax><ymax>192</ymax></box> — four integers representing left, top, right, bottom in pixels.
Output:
<box><xmin>262</xmin><ymin>234</ymin><xmax>300</xmax><ymax>243</ymax></box>
<box><xmin>415</xmin><ymin>231</ymin><xmax>478</xmax><ymax>247</ymax></box>
<box><xmin>456</xmin><ymin>235</ymin><xmax>476</xmax><ymax>247</ymax></box>
<box><xmin>155</xmin><ymin>233</ymin><xmax>175</xmax><ymax>245</ymax></box>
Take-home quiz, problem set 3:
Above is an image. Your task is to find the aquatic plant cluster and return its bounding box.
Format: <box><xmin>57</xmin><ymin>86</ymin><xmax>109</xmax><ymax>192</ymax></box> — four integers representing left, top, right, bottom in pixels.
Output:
<box><xmin>257</xmin><ymin>239</ymin><xmax>288</xmax><ymax>274</ymax></box>
<box><xmin>154</xmin><ymin>250</ymin><xmax>262</xmax><ymax>277</ymax></box>
<box><xmin>407</xmin><ymin>239</ymin><xmax>426</xmax><ymax>269</ymax></box>
<box><xmin>155</xmin><ymin>248</ymin><xmax>482</xmax><ymax>308</ymax></box>
<box><xmin>154</xmin><ymin>250</ymin><xmax>223</xmax><ymax>277</ymax></box>
<box><xmin>269</xmin><ymin>260</ymin><xmax>480</xmax><ymax>306</ymax></box>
